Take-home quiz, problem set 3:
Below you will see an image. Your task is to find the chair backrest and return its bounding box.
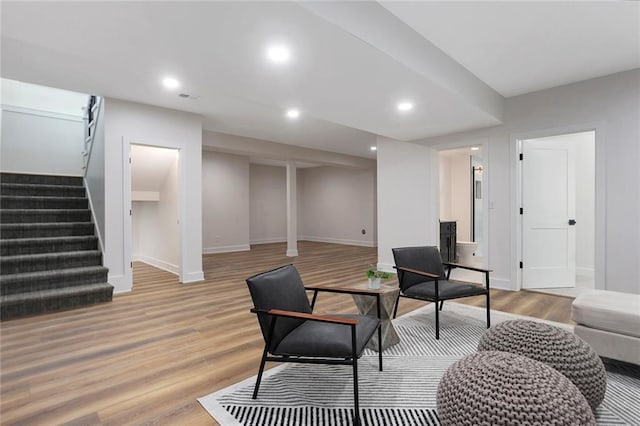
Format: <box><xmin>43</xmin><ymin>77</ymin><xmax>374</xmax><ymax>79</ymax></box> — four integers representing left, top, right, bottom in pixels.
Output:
<box><xmin>246</xmin><ymin>264</ymin><xmax>312</xmax><ymax>351</ymax></box>
<box><xmin>392</xmin><ymin>246</ymin><xmax>446</xmax><ymax>291</ymax></box>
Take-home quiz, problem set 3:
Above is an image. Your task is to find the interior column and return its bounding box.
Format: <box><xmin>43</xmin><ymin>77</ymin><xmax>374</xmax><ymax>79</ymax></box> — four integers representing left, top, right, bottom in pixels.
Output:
<box><xmin>286</xmin><ymin>160</ymin><xmax>298</xmax><ymax>257</ymax></box>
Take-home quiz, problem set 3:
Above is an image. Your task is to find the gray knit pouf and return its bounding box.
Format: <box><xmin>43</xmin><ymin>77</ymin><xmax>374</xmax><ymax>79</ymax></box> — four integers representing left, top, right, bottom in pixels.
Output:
<box><xmin>478</xmin><ymin>319</ymin><xmax>606</xmax><ymax>409</ymax></box>
<box><xmin>437</xmin><ymin>351</ymin><xmax>595</xmax><ymax>426</ymax></box>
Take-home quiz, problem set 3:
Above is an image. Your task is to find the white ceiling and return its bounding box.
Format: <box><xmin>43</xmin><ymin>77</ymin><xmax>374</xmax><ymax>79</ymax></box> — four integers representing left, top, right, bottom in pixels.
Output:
<box><xmin>381</xmin><ymin>1</ymin><xmax>640</xmax><ymax>97</ymax></box>
<box><xmin>2</xmin><ymin>1</ymin><xmax>638</xmax><ymax>159</ymax></box>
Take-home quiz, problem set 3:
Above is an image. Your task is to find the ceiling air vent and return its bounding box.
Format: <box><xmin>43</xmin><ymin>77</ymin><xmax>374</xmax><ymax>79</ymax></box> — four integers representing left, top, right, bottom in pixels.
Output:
<box><xmin>178</xmin><ymin>93</ymin><xmax>201</xmax><ymax>100</ymax></box>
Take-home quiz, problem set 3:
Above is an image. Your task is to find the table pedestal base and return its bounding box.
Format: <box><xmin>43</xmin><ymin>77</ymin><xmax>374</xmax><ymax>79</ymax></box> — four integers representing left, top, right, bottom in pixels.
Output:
<box><xmin>352</xmin><ymin>287</ymin><xmax>400</xmax><ymax>352</ymax></box>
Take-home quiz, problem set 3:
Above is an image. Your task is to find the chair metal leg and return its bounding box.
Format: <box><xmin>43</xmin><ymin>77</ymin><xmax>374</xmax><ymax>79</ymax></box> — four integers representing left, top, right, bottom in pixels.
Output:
<box><xmin>253</xmin><ymin>344</ymin><xmax>269</xmax><ymax>399</ymax></box>
<box><xmin>486</xmin><ymin>291</ymin><xmax>491</xmax><ymax>329</ymax></box>
<box><xmin>254</xmin><ymin>314</ymin><xmax>277</xmax><ymax>399</ymax></box>
<box><xmin>351</xmin><ymin>326</ymin><xmax>360</xmax><ymax>426</ymax></box>
<box><xmin>435</xmin><ymin>301</ymin><xmax>440</xmax><ymax>340</ymax></box>
<box><xmin>439</xmin><ymin>300</ymin><xmax>444</xmax><ymax>311</ymax></box>
<box><xmin>378</xmin><ymin>324</ymin><xmax>383</xmax><ymax>371</ymax></box>
<box><xmin>375</xmin><ymin>294</ymin><xmax>383</xmax><ymax>371</ymax></box>
<box><xmin>352</xmin><ymin>357</ymin><xmax>360</xmax><ymax>426</ymax></box>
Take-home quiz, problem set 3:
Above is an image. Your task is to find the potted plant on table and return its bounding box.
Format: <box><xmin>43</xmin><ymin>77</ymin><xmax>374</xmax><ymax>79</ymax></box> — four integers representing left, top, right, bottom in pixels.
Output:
<box><xmin>366</xmin><ymin>266</ymin><xmax>392</xmax><ymax>289</ymax></box>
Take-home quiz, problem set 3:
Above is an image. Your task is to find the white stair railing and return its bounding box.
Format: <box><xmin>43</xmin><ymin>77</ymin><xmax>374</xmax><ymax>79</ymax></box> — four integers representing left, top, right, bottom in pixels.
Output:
<box><xmin>82</xmin><ymin>95</ymin><xmax>102</xmax><ymax>176</ymax></box>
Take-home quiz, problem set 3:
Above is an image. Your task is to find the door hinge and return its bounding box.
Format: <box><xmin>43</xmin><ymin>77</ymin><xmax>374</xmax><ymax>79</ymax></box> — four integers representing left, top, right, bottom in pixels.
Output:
<box><xmin>130</xmin><ymin>262</ymin><xmax>133</xmax><ymax>268</ymax></box>
<box><xmin>519</xmin><ymin>153</ymin><xmax>523</xmax><ymax>161</ymax></box>
<box><xmin>130</xmin><ymin>209</ymin><xmax>132</xmax><ymax>216</ymax></box>
<box><xmin>520</xmin><ymin>207</ymin><xmax>523</xmax><ymax>215</ymax></box>
<box><xmin>519</xmin><ymin>261</ymin><xmax>523</xmax><ymax>269</ymax></box>
<box><xmin>129</xmin><ymin>157</ymin><xmax>131</xmax><ymax>164</ymax></box>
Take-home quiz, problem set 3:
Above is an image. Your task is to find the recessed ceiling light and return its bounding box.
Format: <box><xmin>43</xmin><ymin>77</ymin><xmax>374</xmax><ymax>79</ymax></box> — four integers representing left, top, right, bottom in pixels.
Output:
<box><xmin>471</xmin><ymin>147</ymin><xmax>480</xmax><ymax>151</ymax></box>
<box><xmin>162</xmin><ymin>77</ymin><xmax>180</xmax><ymax>90</ymax></box>
<box><xmin>285</xmin><ymin>109</ymin><xmax>300</xmax><ymax>119</ymax></box>
<box><xmin>267</xmin><ymin>45</ymin><xmax>291</xmax><ymax>63</ymax></box>
<box><xmin>370</xmin><ymin>146</ymin><xmax>377</xmax><ymax>151</ymax></box>
<box><xmin>397</xmin><ymin>101</ymin><xmax>414</xmax><ymax>112</ymax></box>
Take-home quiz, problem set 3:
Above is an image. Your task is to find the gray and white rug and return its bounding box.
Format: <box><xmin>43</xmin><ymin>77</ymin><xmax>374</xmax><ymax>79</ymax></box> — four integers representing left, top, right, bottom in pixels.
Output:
<box><xmin>199</xmin><ymin>303</ymin><xmax>640</xmax><ymax>425</ymax></box>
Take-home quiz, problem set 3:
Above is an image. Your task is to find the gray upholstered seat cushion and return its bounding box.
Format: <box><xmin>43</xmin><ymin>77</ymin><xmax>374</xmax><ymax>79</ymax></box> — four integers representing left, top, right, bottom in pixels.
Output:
<box><xmin>274</xmin><ymin>314</ymin><xmax>379</xmax><ymax>358</ymax></box>
<box><xmin>404</xmin><ymin>280</ymin><xmax>487</xmax><ymax>300</ymax></box>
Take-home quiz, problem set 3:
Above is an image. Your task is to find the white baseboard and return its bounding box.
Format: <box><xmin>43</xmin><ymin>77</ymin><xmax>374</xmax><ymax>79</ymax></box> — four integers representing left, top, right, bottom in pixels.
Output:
<box><xmin>298</xmin><ymin>236</ymin><xmax>377</xmax><ymax>248</ymax></box>
<box><xmin>182</xmin><ymin>270</ymin><xmax>205</xmax><ymax>283</ymax></box>
<box><xmin>109</xmin><ymin>273</ymin><xmax>132</xmax><ymax>294</ymax></box>
<box><xmin>250</xmin><ymin>238</ymin><xmax>286</xmax><ymax>245</ymax></box>
<box><xmin>576</xmin><ymin>267</ymin><xmax>595</xmax><ymax>278</ymax></box>
<box><xmin>491</xmin><ymin>277</ymin><xmax>515</xmax><ymax>291</ymax></box>
<box><xmin>133</xmin><ymin>254</ymin><xmax>180</xmax><ymax>276</ymax></box>
<box><xmin>203</xmin><ymin>244</ymin><xmax>251</xmax><ymax>254</ymax></box>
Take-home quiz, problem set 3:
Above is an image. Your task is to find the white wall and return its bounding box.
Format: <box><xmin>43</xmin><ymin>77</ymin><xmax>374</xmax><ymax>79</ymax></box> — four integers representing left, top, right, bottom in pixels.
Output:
<box><xmin>377</xmin><ymin>137</ymin><xmax>438</xmax><ymax>271</ymax></box>
<box><xmin>1</xmin><ymin>109</ymin><xmax>84</xmax><ymax>176</ymax></box>
<box><xmin>299</xmin><ymin>166</ymin><xmax>376</xmax><ymax>247</ymax></box>
<box><xmin>202</xmin><ymin>151</ymin><xmax>250</xmax><ymax>253</ymax></box>
<box><xmin>1</xmin><ymin>78</ymin><xmax>87</xmax><ymax>116</ymax></box>
<box><xmin>250</xmin><ymin>164</ymin><xmax>286</xmax><ymax>244</ymax></box>
<box><xmin>103</xmin><ymin>98</ymin><xmax>203</xmax><ymax>293</ymax></box>
<box><xmin>132</xmin><ymin>151</ymin><xmax>180</xmax><ymax>274</ymax></box>
<box><xmin>1</xmin><ymin>79</ymin><xmax>87</xmax><ymax>176</ymax></box>
<box><xmin>574</xmin><ymin>133</ymin><xmax>595</xmax><ymax>277</ymax></box>
<box><xmin>439</xmin><ymin>155</ymin><xmax>452</xmax><ymax>220</ymax></box>
<box><xmin>450</xmin><ymin>154</ymin><xmax>472</xmax><ymax>242</ymax></box>
<box><xmin>439</xmin><ymin>153</ymin><xmax>472</xmax><ymax>242</ymax></box>
<box><xmin>412</xmin><ymin>69</ymin><xmax>640</xmax><ymax>293</ymax></box>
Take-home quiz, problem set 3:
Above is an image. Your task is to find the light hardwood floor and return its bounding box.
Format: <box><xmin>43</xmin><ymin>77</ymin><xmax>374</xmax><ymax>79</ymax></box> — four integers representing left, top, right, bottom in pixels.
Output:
<box><xmin>0</xmin><ymin>242</ymin><xmax>574</xmax><ymax>425</ymax></box>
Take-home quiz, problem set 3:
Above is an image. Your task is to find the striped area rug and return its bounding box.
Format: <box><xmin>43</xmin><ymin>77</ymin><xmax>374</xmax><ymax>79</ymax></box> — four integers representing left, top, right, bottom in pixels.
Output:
<box><xmin>199</xmin><ymin>303</ymin><xmax>640</xmax><ymax>426</ymax></box>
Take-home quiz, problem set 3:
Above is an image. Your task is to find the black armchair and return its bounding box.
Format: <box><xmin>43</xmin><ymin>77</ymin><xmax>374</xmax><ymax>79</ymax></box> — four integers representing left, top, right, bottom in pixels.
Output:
<box><xmin>392</xmin><ymin>246</ymin><xmax>491</xmax><ymax>339</ymax></box>
<box><xmin>246</xmin><ymin>264</ymin><xmax>382</xmax><ymax>425</ymax></box>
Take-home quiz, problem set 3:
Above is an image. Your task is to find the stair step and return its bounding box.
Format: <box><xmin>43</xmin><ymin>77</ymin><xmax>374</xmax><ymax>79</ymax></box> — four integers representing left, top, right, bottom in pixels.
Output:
<box><xmin>1</xmin><ymin>196</ymin><xmax>88</xmax><ymax>210</ymax></box>
<box><xmin>0</xmin><ymin>173</ymin><xmax>83</xmax><ymax>187</ymax></box>
<box><xmin>0</xmin><ymin>209</ymin><xmax>92</xmax><ymax>223</ymax></box>
<box><xmin>0</xmin><ymin>222</ymin><xmax>95</xmax><ymax>239</ymax></box>
<box><xmin>0</xmin><ymin>173</ymin><xmax>112</xmax><ymax>320</ymax></box>
<box><xmin>0</xmin><ymin>236</ymin><xmax>98</xmax><ymax>256</ymax></box>
<box><xmin>0</xmin><ymin>183</ymin><xmax>85</xmax><ymax>197</ymax></box>
<box><xmin>1</xmin><ymin>266</ymin><xmax>109</xmax><ymax>295</ymax></box>
<box><xmin>1</xmin><ymin>250</ymin><xmax>102</xmax><ymax>275</ymax></box>
<box><xmin>0</xmin><ymin>283</ymin><xmax>114</xmax><ymax>320</ymax></box>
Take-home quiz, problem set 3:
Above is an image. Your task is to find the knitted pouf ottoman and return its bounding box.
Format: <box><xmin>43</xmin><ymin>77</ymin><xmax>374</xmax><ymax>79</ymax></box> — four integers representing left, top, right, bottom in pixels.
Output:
<box><xmin>437</xmin><ymin>351</ymin><xmax>595</xmax><ymax>426</ymax></box>
<box><xmin>478</xmin><ymin>319</ymin><xmax>606</xmax><ymax>409</ymax></box>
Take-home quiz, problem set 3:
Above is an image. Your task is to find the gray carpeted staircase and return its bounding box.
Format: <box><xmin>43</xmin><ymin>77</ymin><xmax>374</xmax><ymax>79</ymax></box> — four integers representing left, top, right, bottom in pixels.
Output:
<box><xmin>1</xmin><ymin>172</ymin><xmax>113</xmax><ymax>320</ymax></box>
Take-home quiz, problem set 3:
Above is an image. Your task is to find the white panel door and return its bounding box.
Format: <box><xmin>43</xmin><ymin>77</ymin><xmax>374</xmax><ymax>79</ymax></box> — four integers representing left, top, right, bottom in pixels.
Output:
<box><xmin>522</xmin><ymin>139</ymin><xmax>576</xmax><ymax>288</ymax></box>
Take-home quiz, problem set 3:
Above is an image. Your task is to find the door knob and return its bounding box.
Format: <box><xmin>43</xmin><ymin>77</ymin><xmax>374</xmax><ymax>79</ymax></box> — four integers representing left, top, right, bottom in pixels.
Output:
<box><xmin>568</xmin><ymin>219</ymin><xmax>577</xmax><ymax>225</ymax></box>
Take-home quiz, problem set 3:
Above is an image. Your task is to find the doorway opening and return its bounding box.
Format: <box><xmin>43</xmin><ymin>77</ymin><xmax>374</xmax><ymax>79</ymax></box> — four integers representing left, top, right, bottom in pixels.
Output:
<box><xmin>520</xmin><ymin>130</ymin><xmax>595</xmax><ymax>297</ymax></box>
<box><xmin>130</xmin><ymin>144</ymin><xmax>181</xmax><ymax>287</ymax></box>
<box><xmin>438</xmin><ymin>145</ymin><xmax>487</xmax><ymax>283</ymax></box>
